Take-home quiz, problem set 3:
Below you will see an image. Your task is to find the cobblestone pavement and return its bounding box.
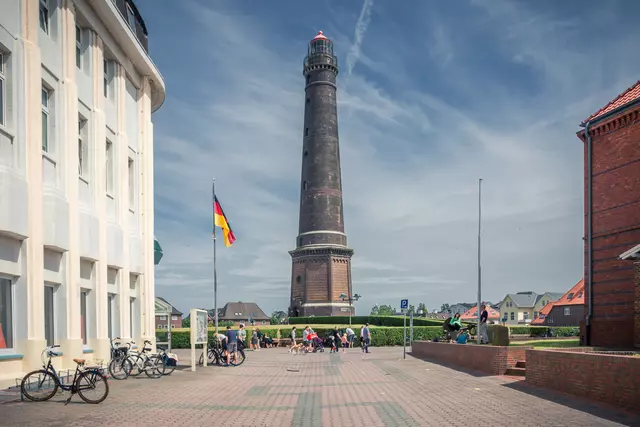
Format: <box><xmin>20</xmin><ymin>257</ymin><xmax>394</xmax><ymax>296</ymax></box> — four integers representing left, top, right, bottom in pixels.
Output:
<box><xmin>2</xmin><ymin>347</ymin><xmax>639</xmax><ymax>427</ymax></box>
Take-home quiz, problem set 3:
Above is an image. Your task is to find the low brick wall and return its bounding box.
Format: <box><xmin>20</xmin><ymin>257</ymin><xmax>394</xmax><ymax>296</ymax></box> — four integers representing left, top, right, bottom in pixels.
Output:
<box><xmin>411</xmin><ymin>341</ymin><xmax>528</xmax><ymax>375</ymax></box>
<box><xmin>526</xmin><ymin>349</ymin><xmax>640</xmax><ymax>413</ymax></box>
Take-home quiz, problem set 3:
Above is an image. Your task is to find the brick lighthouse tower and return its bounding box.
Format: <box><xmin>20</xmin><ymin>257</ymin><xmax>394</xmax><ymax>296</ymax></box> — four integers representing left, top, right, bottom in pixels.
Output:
<box><xmin>289</xmin><ymin>31</ymin><xmax>354</xmax><ymax>317</ymax></box>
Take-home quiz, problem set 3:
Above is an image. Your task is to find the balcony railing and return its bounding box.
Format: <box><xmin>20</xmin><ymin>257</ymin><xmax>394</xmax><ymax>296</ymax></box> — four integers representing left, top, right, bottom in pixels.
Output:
<box><xmin>110</xmin><ymin>0</ymin><xmax>149</xmax><ymax>53</ymax></box>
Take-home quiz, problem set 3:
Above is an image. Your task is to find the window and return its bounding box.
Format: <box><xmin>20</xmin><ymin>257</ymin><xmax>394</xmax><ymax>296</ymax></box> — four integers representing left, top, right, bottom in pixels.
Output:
<box><xmin>105</xmin><ymin>140</ymin><xmax>113</xmax><ymax>194</ymax></box>
<box><xmin>126</xmin><ymin>3</ymin><xmax>137</xmax><ymax>30</ymax></box>
<box><xmin>563</xmin><ymin>307</ymin><xmax>571</xmax><ymax>316</ymax></box>
<box><xmin>75</xmin><ymin>25</ymin><xmax>82</xmax><ymax>69</ymax></box>
<box><xmin>534</xmin><ymin>311</ymin><xmax>538</xmax><ymax>319</ymax></box>
<box><xmin>160</xmin><ymin>316</ymin><xmax>167</xmax><ymax>321</ymax></box>
<box><xmin>103</xmin><ymin>59</ymin><xmax>109</xmax><ymax>98</ymax></box>
<box><xmin>523</xmin><ymin>312</ymin><xmax>529</xmax><ymax>320</ymax></box>
<box><xmin>39</xmin><ymin>0</ymin><xmax>49</xmax><ymax>34</ymax></box>
<box><xmin>78</xmin><ymin>118</ymin><xmax>87</xmax><ymax>176</ymax></box>
<box><xmin>129</xmin><ymin>298</ymin><xmax>135</xmax><ymax>338</ymax></box>
<box><xmin>304</xmin><ymin>150</ymin><xmax>308</xmax><ymax>157</ymax></box>
<box><xmin>510</xmin><ymin>312</ymin><xmax>514</xmax><ymax>321</ymax></box>
<box><xmin>0</xmin><ymin>278</ymin><xmax>13</xmax><ymax>349</ymax></box>
<box><xmin>0</xmin><ymin>52</ymin><xmax>5</xmax><ymax>126</ymax></box>
<box><xmin>305</xmin><ymin>128</ymin><xmax>309</xmax><ymax>136</ymax></box>
<box><xmin>80</xmin><ymin>291</ymin><xmax>88</xmax><ymax>345</ymax></box>
<box><xmin>306</xmin><ymin>98</ymin><xmax>310</xmax><ymax>104</ymax></box>
<box><xmin>303</xmin><ymin>181</ymin><xmax>308</xmax><ymax>190</ymax></box>
<box><xmin>44</xmin><ymin>285</ymin><xmax>55</xmax><ymax>346</ymax></box>
<box><xmin>306</xmin><ymin>75</ymin><xmax>310</xmax><ymax>84</ymax></box>
<box><xmin>567</xmin><ymin>293</ymin><xmax>574</xmax><ymax>301</ymax></box>
<box><xmin>41</xmin><ymin>87</ymin><xmax>50</xmax><ymax>152</ymax></box>
<box><xmin>171</xmin><ymin>315</ymin><xmax>178</xmax><ymax>321</ymax></box>
<box><xmin>108</xmin><ymin>294</ymin><xmax>116</xmax><ymax>339</ymax></box>
<box><xmin>128</xmin><ymin>157</ymin><xmax>134</xmax><ymax>208</ymax></box>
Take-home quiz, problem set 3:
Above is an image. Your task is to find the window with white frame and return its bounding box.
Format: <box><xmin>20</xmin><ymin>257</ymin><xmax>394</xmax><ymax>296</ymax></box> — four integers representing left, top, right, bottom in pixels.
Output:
<box><xmin>0</xmin><ymin>278</ymin><xmax>13</xmax><ymax>350</ymax></box>
<box><xmin>129</xmin><ymin>297</ymin><xmax>136</xmax><ymax>338</ymax></box>
<box><xmin>80</xmin><ymin>290</ymin><xmax>88</xmax><ymax>345</ymax></box>
<box><xmin>41</xmin><ymin>86</ymin><xmax>50</xmax><ymax>152</ymax></box>
<box><xmin>78</xmin><ymin>117</ymin><xmax>87</xmax><ymax>177</ymax></box>
<box><xmin>39</xmin><ymin>0</ymin><xmax>49</xmax><ymax>34</ymax></box>
<box><xmin>103</xmin><ymin>59</ymin><xmax>110</xmax><ymax>98</ymax></box>
<box><xmin>128</xmin><ymin>157</ymin><xmax>134</xmax><ymax>208</ymax></box>
<box><xmin>0</xmin><ymin>52</ymin><xmax>5</xmax><ymax>126</ymax></box>
<box><xmin>105</xmin><ymin>139</ymin><xmax>114</xmax><ymax>194</ymax></box>
<box><xmin>108</xmin><ymin>294</ymin><xmax>115</xmax><ymax>339</ymax></box>
<box><xmin>171</xmin><ymin>315</ymin><xmax>178</xmax><ymax>321</ymax></box>
<box><xmin>563</xmin><ymin>307</ymin><xmax>571</xmax><ymax>316</ymax></box>
<box><xmin>75</xmin><ymin>25</ymin><xmax>82</xmax><ymax>69</ymax></box>
<box><xmin>44</xmin><ymin>285</ymin><xmax>55</xmax><ymax>346</ymax></box>
<box><xmin>126</xmin><ymin>3</ymin><xmax>136</xmax><ymax>30</ymax></box>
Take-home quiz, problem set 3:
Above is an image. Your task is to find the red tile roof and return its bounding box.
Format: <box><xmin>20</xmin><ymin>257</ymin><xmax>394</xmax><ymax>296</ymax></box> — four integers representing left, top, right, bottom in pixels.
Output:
<box><xmin>583</xmin><ymin>80</ymin><xmax>640</xmax><ymax>124</ymax></box>
<box><xmin>460</xmin><ymin>305</ymin><xmax>501</xmax><ymax>321</ymax></box>
<box><xmin>530</xmin><ymin>279</ymin><xmax>584</xmax><ymax>325</ymax></box>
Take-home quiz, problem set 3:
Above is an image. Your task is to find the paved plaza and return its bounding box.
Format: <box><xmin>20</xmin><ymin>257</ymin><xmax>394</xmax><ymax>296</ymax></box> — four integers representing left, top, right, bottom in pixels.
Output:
<box><xmin>1</xmin><ymin>346</ymin><xmax>639</xmax><ymax>426</ymax></box>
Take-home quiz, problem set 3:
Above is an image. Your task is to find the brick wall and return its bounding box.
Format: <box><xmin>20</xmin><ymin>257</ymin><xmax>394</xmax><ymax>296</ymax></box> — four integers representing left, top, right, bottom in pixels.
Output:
<box><xmin>526</xmin><ymin>349</ymin><xmax>640</xmax><ymax>413</ymax></box>
<box><xmin>635</xmin><ymin>261</ymin><xmax>640</xmax><ymax>348</ymax></box>
<box><xmin>411</xmin><ymin>341</ymin><xmax>528</xmax><ymax>375</ymax></box>
<box><xmin>579</xmin><ymin>108</ymin><xmax>640</xmax><ymax>348</ymax></box>
<box><xmin>330</xmin><ymin>258</ymin><xmax>349</xmax><ymax>302</ymax></box>
<box><xmin>306</xmin><ymin>259</ymin><xmax>328</xmax><ymax>301</ymax></box>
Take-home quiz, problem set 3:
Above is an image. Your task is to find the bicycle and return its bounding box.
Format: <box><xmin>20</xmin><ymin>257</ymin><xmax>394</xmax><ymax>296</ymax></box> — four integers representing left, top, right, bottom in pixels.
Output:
<box><xmin>126</xmin><ymin>340</ymin><xmax>166</xmax><ymax>378</ymax></box>
<box><xmin>108</xmin><ymin>337</ymin><xmax>132</xmax><ymax>380</ymax></box>
<box><xmin>156</xmin><ymin>345</ymin><xmax>177</xmax><ymax>375</ymax></box>
<box><xmin>198</xmin><ymin>339</ymin><xmax>246</xmax><ymax>366</ymax></box>
<box><xmin>20</xmin><ymin>345</ymin><xmax>109</xmax><ymax>404</ymax></box>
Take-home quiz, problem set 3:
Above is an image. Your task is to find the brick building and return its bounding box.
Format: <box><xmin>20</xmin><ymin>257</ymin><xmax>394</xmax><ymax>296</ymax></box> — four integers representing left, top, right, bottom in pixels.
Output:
<box><xmin>154</xmin><ymin>297</ymin><xmax>183</xmax><ymax>330</ymax></box>
<box><xmin>577</xmin><ymin>81</ymin><xmax>640</xmax><ymax>348</ymax></box>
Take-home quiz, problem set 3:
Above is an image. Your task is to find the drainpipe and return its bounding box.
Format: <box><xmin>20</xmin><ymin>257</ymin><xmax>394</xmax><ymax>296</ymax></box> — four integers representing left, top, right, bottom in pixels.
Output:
<box><xmin>584</xmin><ymin>120</ymin><xmax>593</xmax><ymax>346</ymax></box>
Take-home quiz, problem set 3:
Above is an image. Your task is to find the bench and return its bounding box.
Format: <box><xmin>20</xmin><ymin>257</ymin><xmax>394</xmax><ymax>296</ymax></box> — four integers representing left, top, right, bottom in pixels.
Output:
<box><xmin>274</xmin><ymin>338</ymin><xmax>292</xmax><ymax>347</ymax></box>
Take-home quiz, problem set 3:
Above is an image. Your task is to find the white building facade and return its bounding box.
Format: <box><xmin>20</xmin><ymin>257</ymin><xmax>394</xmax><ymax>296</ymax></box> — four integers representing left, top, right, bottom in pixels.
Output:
<box><xmin>0</xmin><ymin>0</ymin><xmax>165</xmax><ymax>386</ymax></box>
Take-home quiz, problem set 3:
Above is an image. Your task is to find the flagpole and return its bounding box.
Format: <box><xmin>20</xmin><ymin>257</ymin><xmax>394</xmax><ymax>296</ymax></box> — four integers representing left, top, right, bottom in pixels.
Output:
<box><xmin>477</xmin><ymin>178</ymin><xmax>482</xmax><ymax>345</ymax></box>
<box><xmin>212</xmin><ymin>179</ymin><xmax>219</xmax><ymax>336</ymax></box>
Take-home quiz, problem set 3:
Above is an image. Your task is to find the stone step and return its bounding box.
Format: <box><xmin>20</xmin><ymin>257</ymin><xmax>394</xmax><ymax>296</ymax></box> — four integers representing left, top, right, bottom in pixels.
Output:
<box><xmin>505</xmin><ymin>367</ymin><xmax>526</xmax><ymax>377</ymax></box>
<box><xmin>515</xmin><ymin>360</ymin><xmax>526</xmax><ymax>368</ymax></box>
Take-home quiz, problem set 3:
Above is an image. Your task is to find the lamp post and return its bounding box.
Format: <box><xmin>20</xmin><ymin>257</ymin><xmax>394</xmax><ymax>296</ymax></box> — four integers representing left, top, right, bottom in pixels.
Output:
<box><xmin>339</xmin><ymin>292</ymin><xmax>361</xmax><ymax>325</ymax></box>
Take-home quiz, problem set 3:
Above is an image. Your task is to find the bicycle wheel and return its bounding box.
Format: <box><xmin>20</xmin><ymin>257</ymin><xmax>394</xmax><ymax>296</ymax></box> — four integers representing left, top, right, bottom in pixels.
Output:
<box><xmin>108</xmin><ymin>357</ymin><xmax>132</xmax><ymax>380</ymax></box>
<box><xmin>161</xmin><ymin>354</ymin><xmax>176</xmax><ymax>375</ymax></box>
<box><xmin>127</xmin><ymin>356</ymin><xmax>144</xmax><ymax>376</ymax></box>
<box><xmin>144</xmin><ymin>355</ymin><xmax>164</xmax><ymax>379</ymax></box>
<box><xmin>21</xmin><ymin>370</ymin><xmax>59</xmax><ymax>401</ymax></box>
<box><xmin>75</xmin><ymin>369</ymin><xmax>109</xmax><ymax>404</ymax></box>
<box><xmin>231</xmin><ymin>350</ymin><xmax>246</xmax><ymax>366</ymax></box>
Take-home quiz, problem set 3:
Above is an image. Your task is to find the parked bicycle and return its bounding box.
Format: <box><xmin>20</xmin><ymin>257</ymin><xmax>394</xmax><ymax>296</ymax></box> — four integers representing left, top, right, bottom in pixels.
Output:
<box><xmin>126</xmin><ymin>340</ymin><xmax>166</xmax><ymax>379</ymax></box>
<box><xmin>198</xmin><ymin>339</ymin><xmax>246</xmax><ymax>366</ymax></box>
<box><xmin>156</xmin><ymin>345</ymin><xmax>178</xmax><ymax>376</ymax></box>
<box><xmin>108</xmin><ymin>337</ymin><xmax>131</xmax><ymax>380</ymax></box>
<box><xmin>21</xmin><ymin>345</ymin><xmax>109</xmax><ymax>404</ymax></box>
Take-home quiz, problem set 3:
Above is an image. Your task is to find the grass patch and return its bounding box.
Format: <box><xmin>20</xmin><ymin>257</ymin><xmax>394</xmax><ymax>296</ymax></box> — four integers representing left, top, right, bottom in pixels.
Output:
<box><xmin>510</xmin><ymin>339</ymin><xmax>580</xmax><ymax>348</ymax></box>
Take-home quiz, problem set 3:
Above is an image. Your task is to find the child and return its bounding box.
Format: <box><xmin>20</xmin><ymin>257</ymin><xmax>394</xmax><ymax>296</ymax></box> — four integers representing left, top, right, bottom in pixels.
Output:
<box><xmin>340</xmin><ymin>332</ymin><xmax>348</xmax><ymax>353</ymax></box>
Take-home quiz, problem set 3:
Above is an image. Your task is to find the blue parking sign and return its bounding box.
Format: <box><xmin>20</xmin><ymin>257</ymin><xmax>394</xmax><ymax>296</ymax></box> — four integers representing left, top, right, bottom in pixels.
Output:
<box><xmin>400</xmin><ymin>299</ymin><xmax>409</xmax><ymax>309</ymax></box>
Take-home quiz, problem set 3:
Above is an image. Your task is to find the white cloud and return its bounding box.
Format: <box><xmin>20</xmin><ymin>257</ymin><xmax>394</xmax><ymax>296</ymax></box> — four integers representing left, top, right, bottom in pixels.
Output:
<box><xmin>151</xmin><ymin>0</ymin><xmax>640</xmax><ymax>316</ymax></box>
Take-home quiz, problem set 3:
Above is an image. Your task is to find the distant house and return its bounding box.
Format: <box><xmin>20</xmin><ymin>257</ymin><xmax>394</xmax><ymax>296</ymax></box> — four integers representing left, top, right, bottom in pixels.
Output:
<box><xmin>498</xmin><ymin>291</ymin><xmax>564</xmax><ymax>325</ymax></box>
<box><xmin>219</xmin><ymin>302</ymin><xmax>270</xmax><ymax>325</ymax></box>
<box><xmin>155</xmin><ymin>297</ymin><xmax>183</xmax><ymax>330</ymax></box>
<box><xmin>531</xmin><ymin>280</ymin><xmax>585</xmax><ymax>327</ymax></box>
<box><xmin>460</xmin><ymin>305</ymin><xmax>501</xmax><ymax>324</ymax></box>
<box><xmin>444</xmin><ymin>303</ymin><xmax>475</xmax><ymax>316</ymax></box>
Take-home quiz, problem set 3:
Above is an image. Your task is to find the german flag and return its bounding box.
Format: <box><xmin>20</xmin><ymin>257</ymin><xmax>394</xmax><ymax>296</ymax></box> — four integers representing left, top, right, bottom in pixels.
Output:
<box><xmin>214</xmin><ymin>196</ymin><xmax>236</xmax><ymax>247</ymax></box>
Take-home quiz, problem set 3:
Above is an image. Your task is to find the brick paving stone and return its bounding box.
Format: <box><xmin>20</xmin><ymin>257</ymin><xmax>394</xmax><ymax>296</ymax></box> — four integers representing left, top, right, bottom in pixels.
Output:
<box><xmin>1</xmin><ymin>347</ymin><xmax>639</xmax><ymax>426</ymax></box>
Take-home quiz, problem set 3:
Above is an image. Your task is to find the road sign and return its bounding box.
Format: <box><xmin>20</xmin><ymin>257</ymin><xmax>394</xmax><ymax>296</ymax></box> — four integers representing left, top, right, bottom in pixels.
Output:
<box><xmin>400</xmin><ymin>299</ymin><xmax>409</xmax><ymax>310</ymax></box>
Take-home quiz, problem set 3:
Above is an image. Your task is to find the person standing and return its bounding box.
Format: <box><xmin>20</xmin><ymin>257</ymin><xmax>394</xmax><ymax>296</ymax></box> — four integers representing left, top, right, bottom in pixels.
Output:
<box><xmin>361</xmin><ymin>323</ymin><xmax>371</xmax><ymax>353</ymax></box>
<box><xmin>479</xmin><ymin>304</ymin><xmax>489</xmax><ymax>344</ymax></box>
<box><xmin>251</xmin><ymin>328</ymin><xmax>259</xmax><ymax>351</ymax></box>
<box><xmin>289</xmin><ymin>326</ymin><xmax>297</xmax><ymax>353</ymax></box>
<box><xmin>238</xmin><ymin>323</ymin><xmax>247</xmax><ymax>350</ymax></box>
<box><xmin>225</xmin><ymin>326</ymin><xmax>238</xmax><ymax>366</ymax></box>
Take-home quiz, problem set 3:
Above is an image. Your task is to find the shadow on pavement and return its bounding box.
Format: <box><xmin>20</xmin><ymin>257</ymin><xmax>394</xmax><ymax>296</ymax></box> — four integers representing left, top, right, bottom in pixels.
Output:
<box><xmin>502</xmin><ymin>380</ymin><xmax>640</xmax><ymax>427</ymax></box>
<box><xmin>407</xmin><ymin>352</ymin><xmax>494</xmax><ymax>378</ymax></box>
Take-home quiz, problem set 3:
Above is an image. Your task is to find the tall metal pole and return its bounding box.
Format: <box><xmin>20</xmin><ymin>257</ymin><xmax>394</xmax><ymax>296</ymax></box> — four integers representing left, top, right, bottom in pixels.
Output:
<box><xmin>349</xmin><ymin>297</ymin><xmax>352</xmax><ymax>326</ymax></box>
<box><xmin>212</xmin><ymin>179</ymin><xmax>219</xmax><ymax>335</ymax></box>
<box><xmin>477</xmin><ymin>178</ymin><xmax>482</xmax><ymax>345</ymax></box>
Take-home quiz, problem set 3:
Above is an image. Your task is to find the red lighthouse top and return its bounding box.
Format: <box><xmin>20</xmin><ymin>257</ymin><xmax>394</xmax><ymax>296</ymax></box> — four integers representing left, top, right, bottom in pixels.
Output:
<box><xmin>312</xmin><ymin>31</ymin><xmax>328</xmax><ymax>41</ymax></box>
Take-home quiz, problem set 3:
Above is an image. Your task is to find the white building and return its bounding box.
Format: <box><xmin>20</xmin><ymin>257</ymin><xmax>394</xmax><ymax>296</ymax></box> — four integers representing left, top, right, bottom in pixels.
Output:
<box><xmin>0</xmin><ymin>0</ymin><xmax>165</xmax><ymax>386</ymax></box>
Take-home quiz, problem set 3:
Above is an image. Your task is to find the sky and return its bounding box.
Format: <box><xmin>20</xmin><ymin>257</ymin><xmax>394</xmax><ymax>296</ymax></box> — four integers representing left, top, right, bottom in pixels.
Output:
<box><xmin>138</xmin><ymin>0</ymin><xmax>640</xmax><ymax>316</ymax></box>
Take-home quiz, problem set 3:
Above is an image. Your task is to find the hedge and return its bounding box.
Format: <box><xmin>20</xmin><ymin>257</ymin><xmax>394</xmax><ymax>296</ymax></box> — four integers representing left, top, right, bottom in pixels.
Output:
<box><xmin>508</xmin><ymin>326</ymin><xmax>579</xmax><ymax>337</ymax></box>
<box><xmin>155</xmin><ymin>326</ymin><xmax>444</xmax><ymax>349</ymax></box>
<box><xmin>288</xmin><ymin>316</ymin><xmax>443</xmax><ymax>327</ymax></box>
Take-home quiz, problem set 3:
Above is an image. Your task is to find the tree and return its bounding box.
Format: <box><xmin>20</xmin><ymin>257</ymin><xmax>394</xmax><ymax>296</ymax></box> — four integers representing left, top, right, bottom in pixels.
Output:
<box><xmin>440</xmin><ymin>303</ymin><xmax>450</xmax><ymax>313</ymax></box>
<box><xmin>370</xmin><ymin>304</ymin><xmax>393</xmax><ymax>316</ymax></box>
<box><xmin>408</xmin><ymin>304</ymin><xmax>415</xmax><ymax>314</ymax></box>
<box><xmin>182</xmin><ymin>317</ymin><xmax>190</xmax><ymax>328</ymax></box>
<box><xmin>417</xmin><ymin>303</ymin><xmax>427</xmax><ymax>315</ymax></box>
<box><xmin>271</xmin><ymin>310</ymin><xmax>287</xmax><ymax>325</ymax></box>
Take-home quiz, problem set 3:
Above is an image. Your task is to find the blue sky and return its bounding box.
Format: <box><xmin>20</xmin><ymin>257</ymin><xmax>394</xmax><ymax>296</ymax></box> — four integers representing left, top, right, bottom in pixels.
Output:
<box><xmin>139</xmin><ymin>0</ymin><xmax>640</xmax><ymax>316</ymax></box>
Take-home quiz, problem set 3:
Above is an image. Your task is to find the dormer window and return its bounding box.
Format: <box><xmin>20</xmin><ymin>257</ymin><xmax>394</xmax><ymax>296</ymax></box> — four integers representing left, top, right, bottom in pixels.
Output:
<box><xmin>126</xmin><ymin>3</ymin><xmax>136</xmax><ymax>30</ymax></box>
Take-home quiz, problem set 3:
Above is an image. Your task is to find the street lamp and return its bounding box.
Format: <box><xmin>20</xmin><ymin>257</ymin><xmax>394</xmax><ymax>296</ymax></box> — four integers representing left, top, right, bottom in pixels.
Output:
<box><xmin>339</xmin><ymin>292</ymin><xmax>361</xmax><ymax>325</ymax></box>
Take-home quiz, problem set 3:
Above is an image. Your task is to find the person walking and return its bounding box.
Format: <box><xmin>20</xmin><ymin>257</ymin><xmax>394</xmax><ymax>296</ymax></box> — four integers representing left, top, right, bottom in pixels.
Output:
<box><xmin>225</xmin><ymin>326</ymin><xmax>238</xmax><ymax>366</ymax></box>
<box><xmin>251</xmin><ymin>328</ymin><xmax>259</xmax><ymax>351</ymax></box>
<box><xmin>238</xmin><ymin>323</ymin><xmax>247</xmax><ymax>349</ymax></box>
<box><xmin>361</xmin><ymin>323</ymin><xmax>371</xmax><ymax>353</ymax></box>
<box><xmin>479</xmin><ymin>304</ymin><xmax>489</xmax><ymax>344</ymax></box>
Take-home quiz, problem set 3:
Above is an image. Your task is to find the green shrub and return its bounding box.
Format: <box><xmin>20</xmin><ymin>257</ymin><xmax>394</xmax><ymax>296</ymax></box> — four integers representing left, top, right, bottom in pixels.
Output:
<box><xmin>508</xmin><ymin>326</ymin><xmax>579</xmax><ymax>337</ymax></box>
<box><xmin>288</xmin><ymin>316</ymin><xmax>443</xmax><ymax>327</ymax></box>
<box><xmin>157</xmin><ymin>326</ymin><xmax>444</xmax><ymax>349</ymax></box>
